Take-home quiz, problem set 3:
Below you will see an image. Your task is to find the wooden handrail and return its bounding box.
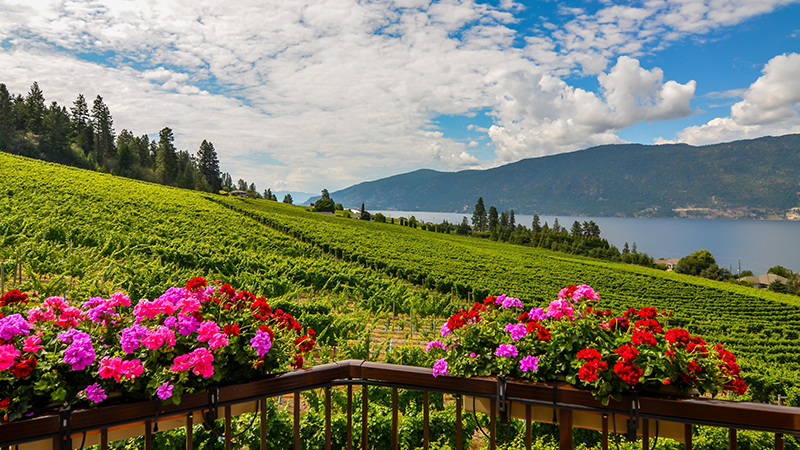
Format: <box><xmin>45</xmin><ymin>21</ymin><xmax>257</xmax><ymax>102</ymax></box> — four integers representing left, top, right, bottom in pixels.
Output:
<box><xmin>1</xmin><ymin>360</ymin><xmax>799</xmax><ymax>447</ymax></box>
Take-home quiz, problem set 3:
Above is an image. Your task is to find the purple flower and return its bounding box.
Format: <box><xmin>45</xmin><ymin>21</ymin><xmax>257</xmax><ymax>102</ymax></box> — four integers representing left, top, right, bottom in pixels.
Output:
<box><xmin>432</xmin><ymin>358</ymin><xmax>449</xmax><ymax>377</ymax></box>
<box><xmin>425</xmin><ymin>340</ymin><xmax>447</xmax><ymax>352</ymax></box>
<box><xmin>120</xmin><ymin>325</ymin><xmax>149</xmax><ymax>354</ymax></box>
<box><xmin>84</xmin><ymin>383</ymin><xmax>106</xmax><ymax>403</ymax></box>
<box><xmin>496</xmin><ymin>294</ymin><xmax>523</xmax><ymax>309</ymax></box>
<box><xmin>439</xmin><ymin>323</ymin><xmax>451</xmax><ymax>337</ymax></box>
<box><xmin>163</xmin><ymin>317</ymin><xmax>178</xmax><ymax>328</ymax></box>
<box><xmin>528</xmin><ymin>308</ymin><xmax>548</xmax><ymax>321</ymax></box>
<box><xmin>250</xmin><ymin>330</ymin><xmax>272</xmax><ymax>357</ymax></box>
<box><xmin>519</xmin><ymin>355</ymin><xmax>539</xmax><ymax>372</ymax></box>
<box><xmin>469</xmin><ymin>352</ymin><xmax>477</xmax><ymax>358</ymax></box>
<box><xmin>0</xmin><ymin>314</ymin><xmax>31</xmax><ymax>340</ymax></box>
<box><xmin>504</xmin><ymin>323</ymin><xmax>528</xmax><ymax>341</ymax></box>
<box><xmin>177</xmin><ymin>315</ymin><xmax>200</xmax><ymax>336</ymax></box>
<box><xmin>495</xmin><ymin>344</ymin><xmax>518</xmax><ymax>358</ymax></box>
<box><xmin>83</xmin><ymin>300</ymin><xmax>116</xmax><ymax>325</ymax></box>
<box><xmin>157</xmin><ymin>381</ymin><xmax>174</xmax><ymax>400</ymax></box>
<box><xmin>59</xmin><ymin>330</ymin><xmax>95</xmax><ymax>371</ymax></box>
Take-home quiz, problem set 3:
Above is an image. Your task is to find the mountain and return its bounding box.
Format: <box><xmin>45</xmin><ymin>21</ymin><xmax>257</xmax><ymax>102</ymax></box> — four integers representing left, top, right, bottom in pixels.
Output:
<box><xmin>316</xmin><ymin>134</ymin><xmax>800</xmax><ymax>219</ymax></box>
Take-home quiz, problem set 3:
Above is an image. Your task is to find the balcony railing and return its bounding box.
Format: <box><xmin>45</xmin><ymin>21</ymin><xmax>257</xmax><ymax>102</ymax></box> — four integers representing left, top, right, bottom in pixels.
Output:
<box><xmin>1</xmin><ymin>360</ymin><xmax>799</xmax><ymax>450</ymax></box>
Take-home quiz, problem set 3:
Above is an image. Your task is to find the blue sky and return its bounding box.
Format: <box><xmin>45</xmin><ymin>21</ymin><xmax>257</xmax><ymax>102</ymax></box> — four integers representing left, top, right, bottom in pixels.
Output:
<box><xmin>1</xmin><ymin>0</ymin><xmax>799</xmax><ymax>196</ymax></box>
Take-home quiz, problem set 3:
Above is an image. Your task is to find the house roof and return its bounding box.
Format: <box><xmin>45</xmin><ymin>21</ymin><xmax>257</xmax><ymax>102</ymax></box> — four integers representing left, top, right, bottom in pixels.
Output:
<box><xmin>738</xmin><ymin>273</ymin><xmax>788</xmax><ymax>284</ymax></box>
<box><xmin>654</xmin><ymin>258</ymin><xmax>680</xmax><ymax>265</ymax></box>
<box><xmin>229</xmin><ymin>190</ymin><xmax>247</xmax><ymax>194</ymax></box>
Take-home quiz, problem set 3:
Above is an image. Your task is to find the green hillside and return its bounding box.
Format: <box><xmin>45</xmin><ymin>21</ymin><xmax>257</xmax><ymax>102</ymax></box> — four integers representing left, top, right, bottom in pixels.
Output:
<box><xmin>3</xmin><ymin>153</ymin><xmax>800</xmax><ymax>401</ymax></box>
<box><xmin>319</xmin><ymin>134</ymin><xmax>800</xmax><ymax>218</ymax></box>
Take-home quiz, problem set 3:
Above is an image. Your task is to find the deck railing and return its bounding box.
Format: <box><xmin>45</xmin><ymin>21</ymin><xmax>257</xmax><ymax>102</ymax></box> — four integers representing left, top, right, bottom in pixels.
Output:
<box><xmin>1</xmin><ymin>359</ymin><xmax>799</xmax><ymax>450</ymax></box>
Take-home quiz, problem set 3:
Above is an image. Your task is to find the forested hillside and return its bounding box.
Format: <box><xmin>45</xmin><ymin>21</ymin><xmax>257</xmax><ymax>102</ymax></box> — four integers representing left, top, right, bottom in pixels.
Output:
<box><xmin>319</xmin><ymin>134</ymin><xmax>800</xmax><ymax>218</ymax></box>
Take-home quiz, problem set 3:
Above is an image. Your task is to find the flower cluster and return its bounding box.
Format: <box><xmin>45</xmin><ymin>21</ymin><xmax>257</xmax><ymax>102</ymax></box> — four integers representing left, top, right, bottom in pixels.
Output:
<box><xmin>426</xmin><ymin>285</ymin><xmax>748</xmax><ymax>405</ymax></box>
<box><xmin>0</xmin><ymin>278</ymin><xmax>316</xmax><ymax>422</ymax></box>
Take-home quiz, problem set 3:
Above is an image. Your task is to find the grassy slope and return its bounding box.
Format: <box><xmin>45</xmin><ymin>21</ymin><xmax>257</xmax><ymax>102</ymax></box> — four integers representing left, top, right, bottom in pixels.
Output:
<box><xmin>3</xmin><ymin>152</ymin><xmax>800</xmax><ymax>397</ymax></box>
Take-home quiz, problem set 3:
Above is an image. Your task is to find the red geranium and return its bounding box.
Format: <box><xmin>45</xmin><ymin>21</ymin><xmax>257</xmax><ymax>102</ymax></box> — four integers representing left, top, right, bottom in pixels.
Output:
<box><xmin>525</xmin><ymin>321</ymin><xmax>551</xmax><ymax>341</ymax></box>
<box><xmin>10</xmin><ymin>357</ymin><xmax>37</xmax><ymax>378</ymax></box>
<box><xmin>0</xmin><ymin>289</ymin><xmax>28</xmax><ymax>307</ymax></box>
<box><xmin>223</xmin><ymin>323</ymin><xmax>241</xmax><ymax>336</ymax></box>
<box><xmin>631</xmin><ymin>330</ymin><xmax>657</xmax><ymax>347</ymax></box>
<box><xmin>185</xmin><ymin>277</ymin><xmax>207</xmax><ymax>292</ymax></box>
<box><xmin>614</xmin><ymin>344</ymin><xmax>639</xmax><ymax>361</ymax></box>
<box><xmin>614</xmin><ymin>360</ymin><xmax>643</xmax><ymax>385</ymax></box>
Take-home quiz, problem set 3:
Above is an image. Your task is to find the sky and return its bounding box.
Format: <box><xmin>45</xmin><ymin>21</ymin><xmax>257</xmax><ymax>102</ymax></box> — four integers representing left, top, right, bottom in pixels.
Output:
<box><xmin>2</xmin><ymin>0</ymin><xmax>800</xmax><ymax>199</ymax></box>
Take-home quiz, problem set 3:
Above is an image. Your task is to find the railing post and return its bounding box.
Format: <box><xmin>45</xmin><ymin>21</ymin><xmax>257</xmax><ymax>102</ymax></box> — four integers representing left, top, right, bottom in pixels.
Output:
<box><xmin>186</xmin><ymin>412</ymin><xmax>193</xmax><ymax>450</ymax></box>
<box><xmin>685</xmin><ymin>424</ymin><xmax>693</xmax><ymax>450</ymax></box>
<box><xmin>776</xmin><ymin>433</ymin><xmax>784</xmax><ymax>450</ymax></box>
<box><xmin>526</xmin><ymin>405</ymin><xmax>532</xmax><ymax>450</ymax></box>
<box><xmin>423</xmin><ymin>392</ymin><xmax>430</xmax><ymax>450</ymax></box>
<box><xmin>145</xmin><ymin>419</ymin><xmax>152</xmax><ymax>450</ymax></box>
<box><xmin>642</xmin><ymin>418</ymin><xmax>649</xmax><ymax>449</ymax></box>
<box><xmin>558</xmin><ymin>409</ymin><xmax>572</xmax><ymax>450</ymax></box>
<box><xmin>362</xmin><ymin>385</ymin><xmax>368</xmax><ymax>450</ymax></box>
<box><xmin>260</xmin><ymin>398</ymin><xmax>267</xmax><ymax>450</ymax></box>
<box><xmin>729</xmin><ymin>428</ymin><xmax>737</xmax><ymax>450</ymax></box>
<box><xmin>225</xmin><ymin>405</ymin><xmax>232</xmax><ymax>450</ymax></box>
<box><xmin>392</xmin><ymin>388</ymin><xmax>399</xmax><ymax>450</ymax></box>
<box><xmin>602</xmin><ymin>414</ymin><xmax>608</xmax><ymax>450</ymax></box>
<box><xmin>456</xmin><ymin>395</ymin><xmax>462</xmax><ymax>450</ymax></box>
<box><xmin>347</xmin><ymin>385</ymin><xmax>353</xmax><ymax>450</ymax></box>
<box><xmin>101</xmin><ymin>428</ymin><xmax>108</xmax><ymax>450</ymax></box>
<box><xmin>326</xmin><ymin>388</ymin><xmax>332</xmax><ymax>450</ymax></box>
<box><xmin>294</xmin><ymin>391</ymin><xmax>301</xmax><ymax>450</ymax></box>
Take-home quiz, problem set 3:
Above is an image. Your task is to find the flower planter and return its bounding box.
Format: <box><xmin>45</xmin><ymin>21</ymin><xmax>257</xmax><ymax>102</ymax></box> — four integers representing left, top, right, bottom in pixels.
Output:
<box><xmin>14</xmin><ymin>400</ymin><xmax>260</xmax><ymax>450</ymax></box>
<box><xmin>464</xmin><ymin>393</ymin><xmax>687</xmax><ymax>443</ymax></box>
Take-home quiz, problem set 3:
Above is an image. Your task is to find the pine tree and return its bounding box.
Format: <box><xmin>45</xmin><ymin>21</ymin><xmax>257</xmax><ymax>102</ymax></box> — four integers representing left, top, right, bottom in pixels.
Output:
<box><xmin>156</xmin><ymin>127</ymin><xmax>178</xmax><ymax>184</ymax></box>
<box><xmin>0</xmin><ymin>84</ymin><xmax>13</xmax><ymax>151</ymax></box>
<box><xmin>197</xmin><ymin>140</ymin><xmax>222</xmax><ymax>192</ymax></box>
<box><xmin>41</xmin><ymin>102</ymin><xmax>71</xmax><ymax>159</ymax></box>
<box><xmin>321</xmin><ymin>189</ymin><xmax>330</xmax><ymax>200</ymax></box>
<box><xmin>265</xmin><ymin>188</ymin><xmax>273</xmax><ymax>200</ymax></box>
<box><xmin>25</xmin><ymin>82</ymin><xmax>46</xmax><ymax>135</ymax></box>
<box><xmin>283</xmin><ymin>194</ymin><xmax>293</xmax><ymax>204</ymax></box>
<box><xmin>532</xmin><ymin>214</ymin><xmax>542</xmax><ymax>234</ymax></box>
<box><xmin>472</xmin><ymin>197</ymin><xmax>487</xmax><ymax>232</ymax></box>
<box><xmin>571</xmin><ymin>221</ymin><xmax>582</xmax><ymax>237</ymax></box>
<box><xmin>70</xmin><ymin>94</ymin><xmax>93</xmax><ymax>156</ymax></box>
<box><xmin>91</xmin><ymin>95</ymin><xmax>115</xmax><ymax>162</ymax></box>
<box><xmin>488</xmin><ymin>206</ymin><xmax>499</xmax><ymax>232</ymax></box>
<box><xmin>509</xmin><ymin>210</ymin><xmax>516</xmax><ymax>229</ymax></box>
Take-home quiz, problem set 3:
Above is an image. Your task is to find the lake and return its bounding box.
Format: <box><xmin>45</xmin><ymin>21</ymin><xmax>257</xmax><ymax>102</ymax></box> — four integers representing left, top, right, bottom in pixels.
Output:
<box><xmin>374</xmin><ymin>210</ymin><xmax>800</xmax><ymax>275</ymax></box>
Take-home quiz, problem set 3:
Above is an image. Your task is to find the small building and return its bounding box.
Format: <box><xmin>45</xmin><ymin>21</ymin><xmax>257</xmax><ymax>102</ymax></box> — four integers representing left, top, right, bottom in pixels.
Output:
<box><xmin>229</xmin><ymin>190</ymin><xmax>247</xmax><ymax>198</ymax></box>
<box><xmin>654</xmin><ymin>258</ymin><xmax>680</xmax><ymax>271</ymax></box>
<box><xmin>738</xmin><ymin>273</ymin><xmax>788</xmax><ymax>289</ymax></box>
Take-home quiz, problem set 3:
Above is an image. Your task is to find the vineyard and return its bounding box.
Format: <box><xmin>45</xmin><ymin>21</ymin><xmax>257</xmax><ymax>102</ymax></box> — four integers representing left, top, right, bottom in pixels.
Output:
<box><xmin>3</xmin><ymin>152</ymin><xmax>800</xmax><ymax>404</ymax></box>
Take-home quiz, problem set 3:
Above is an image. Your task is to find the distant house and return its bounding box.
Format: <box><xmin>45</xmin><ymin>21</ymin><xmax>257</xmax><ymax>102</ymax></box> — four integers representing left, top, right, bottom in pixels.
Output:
<box><xmin>738</xmin><ymin>273</ymin><xmax>788</xmax><ymax>289</ymax></box>
<box><xmin>654</xmin><ymin>258</ymin><xmax>680</xmax><ymax>271</ymax></box>
<box><xmin>229</xmin><ymin>190</ymin><xmax>247</xmax><ymax>198</ymax></box>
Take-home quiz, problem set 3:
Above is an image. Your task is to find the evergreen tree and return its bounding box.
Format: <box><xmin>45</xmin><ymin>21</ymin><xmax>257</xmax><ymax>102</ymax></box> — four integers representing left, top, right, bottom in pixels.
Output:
<box><xmin>222</xmin><ymin>172</ymin><xmax>233</xmax><ymax>190</ymax></box>
<box><xmin>135</xmin><ymin>134</ymin><xmax>151</xmax><ymax>168</ymax></box>
<box><xmin>571</xmin><ymin>221</ymin><xmax>582</xmax><ymax>237</ymax></box>
<box><xmin>196</xmin><ymin>140</ymin><xmax>222</xmax><ymax>192</ymax></box>
<box><xmin>488</xmin><ymin>206</ymin><xmax>499</xmax><ymax>232</ymax></box>
<box><xmin>283</xmin><ymin>194</ymin><xmax>293</xmax><ymax>204</ymax></box>
<box><xmin>91</xmin><ymin>95</ymin><xmax>115</xmax><ymax>162</ymax></box>
<box><xmin>70</xmin><ymin>94</ymin><xmax>93</xmax><ymax>156</ymax></box>
<box><xmin>249</xmin><ymin>182</ymin><xmax>256</xmax><ymax>193</ymax></box>
<box><xmin>472</xmin><ymin>197</ymin><xmax>487</xmax><ymax>232</ymax></box>
<box><xmin>532</xmin><ymin>214</ymin><xmax>542</xmax><ymax>234</ymax></box>
<box><xmin>321</xmin><ymin>189</ymin><xmax>331</xmax><ymax>200</ymax></box>
<box><xmin>265</xmin><ymin>189</ymin><xmax>273</xmax><ymax>200</ymax></box>
<box><xmin>509</xmin><ymin>210</ymin><xmax>516</xmax><ymax>229</ymax></box>
<box><xmin>11</xmin><ymin>94</ymin><xmax>26</xmax><ymax>130</ymax></box>
<box><xmin>25</xmin><ymin>81</ymin><xmax>46</xmax><ymax>135</ymax></box>
<box><xmin>0</xmin><ymin>84</ymin><xmax>14</xmax><ymax>151</ymax></box>
<box><xmin>237</xmin><ymin>179</ymin><xmax>247</xmax><ymax>191</ymax></box>
<box><xmin>552</xmin><ymin>218</ymin><xmax>560</xmax><ymax>234</ymax></box>
<box><xmin>42</xmin><ymin>102</ymin><xmax>71</xmax><ymax>159</ymax></box>
<box><xmin>499</xmin><ymin>210</ymin><xmax>508</xmax><ymax>231</ymax></box>
<box><xmin>156</xmin><ymin>127</ymin><xmax>178</xmax><ymax>184</ymax></box>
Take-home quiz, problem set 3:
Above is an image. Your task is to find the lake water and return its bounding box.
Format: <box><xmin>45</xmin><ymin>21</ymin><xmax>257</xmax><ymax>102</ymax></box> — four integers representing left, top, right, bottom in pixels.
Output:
<box><xmin>374</xmin><ymin>210</ymin><xmax>800</xmax><ymax>275</ymax></box>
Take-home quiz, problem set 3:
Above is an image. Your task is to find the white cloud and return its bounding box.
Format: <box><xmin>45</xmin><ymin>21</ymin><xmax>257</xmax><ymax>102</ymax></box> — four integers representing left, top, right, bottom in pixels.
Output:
<box><xmin>663</xmin><ymin>52</ymin><xmax>800</xmax><ymax>145</ymax></box>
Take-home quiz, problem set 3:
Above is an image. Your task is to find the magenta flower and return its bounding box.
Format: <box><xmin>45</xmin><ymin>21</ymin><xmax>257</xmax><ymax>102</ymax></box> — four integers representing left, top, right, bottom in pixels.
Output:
<box><xmin>23</xmin><ymin>335</ymin><xmax>43</xmax><ymax>353</ymax></box>
<box><xmin>120</xmin><ymin>325</ymin><xmax>149</xmax><ymax>354</ymax></box>
<box><xmin>0</xmin><ymin>314</ymin><xmax>31</xmax><ymax>340</ymax></box>
<box><xmin>108</xmin><ymin>292</ymin><xmax>131</xmax><ymax>308</ymax></box>
<box><xmin>190</xmin><ymin>348</ymin><xmax>214</xmax><ymax>378</ymax></box>
<box><xmin>157</xmin><ymin>382</ymin><xmax>174</xmax><ymax>400</ymax></box>
<box><xmin>99</xmin><ymin>357</ymin><xmax>123</xmax><ymax>381</ymax></box>
<box><xmin>469</xmin><ymin>352</ymin><xmax>477</xmax><ymax>358</ymax></box>
<box><xmin>432</xmin><ymin>358</ymin><xmax>449</xmax><ymax>377</ymax></box>
<box><xmin>143</xmin><ymin>326</ymin><xmax>176</xmax><ymax>350</ymax></box>
<box><xmin>528</xmin><ymin>308</ymin><xmax>548</xmax><ymax>321</ymax></box>
<box><xmin>519</xmin><ymin>355</ymin><xmax>539</xmax><ymax>372</ymax></box>
<box><xmin>120</xmin><ymin>359</ymin><xmax>144</xmax><ymax>380</ymax></box>
<box><xmin>176</xmin><ymin>315</ymin><xmax>200</xmax><ymax>335</ymax></box>
<box><xmin>546</xmin><ymin>299</ymin><xmax>575</xmax><ymax>320</ymax></box>
<box><xmin>425</xmin><ymin>340</ymin><xmax>447</xmax><ymax>352</ymax></box>
<box><xmin>439</xmin><ymin>323</ymin><xmax>451</xmax><ymax>337</ymax></box>
<box><xmin>495</xmin><ymin>344</ymin><xmax>518</xmax><ymax>358</ymax></box>
<box><xmin>59</xmin><ymin>330</ymin><xmax>95</xmax><ymax>371</ymax></box>
<box><xmin>496</xmin><ymin>294</ymin><xmax>523</xmax><ymax>309</ymax></box>
<box><xmin>84</xmin><ymin>383</ymin><xmax>107</xmax><ymax>403</ymax></box>
<box><xmin>250</xmin><ymin>330</ymin><xmax>272</xmax><ymax>357</ymax></box>
<box><xmin>573</xmin><ymin>285</ymin><xmax>599</xmax><ymax>302</ymax></box>
<box><xmin>0</xmin><ymin>344</ymin><xmax>21</xmax><ymax>371</ymax></box>
<box><xmin>504</xmin><ymin>323</ymin><xmax>528</xmax><ymax>341</ymax></box>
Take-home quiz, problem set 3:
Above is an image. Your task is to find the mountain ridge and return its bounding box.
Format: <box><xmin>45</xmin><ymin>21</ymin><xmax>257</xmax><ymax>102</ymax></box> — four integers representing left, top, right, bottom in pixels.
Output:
<box><xmin>309</xmin><ymin>134</ymin><xmax>800</xmax><ymax>219</ymax></box>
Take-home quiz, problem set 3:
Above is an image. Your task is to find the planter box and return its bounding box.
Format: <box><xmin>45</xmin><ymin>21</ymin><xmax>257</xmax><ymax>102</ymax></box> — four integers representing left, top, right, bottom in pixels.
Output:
<box><xmin>15</xmin><ymin>401</ymin><xmax>260</xmax><ymax>450</ymax></box>
<box><xmin>465</xmin><ymin>395</ymin><xmax>687</xmax><ymax>443</ymax></box>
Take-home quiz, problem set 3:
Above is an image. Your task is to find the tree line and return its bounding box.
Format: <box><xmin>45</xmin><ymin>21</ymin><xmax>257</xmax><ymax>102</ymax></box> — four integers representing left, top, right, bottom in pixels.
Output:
<box><xmin>0</xmin><ymin>81</ymin><xmax>276</xmax><ymax>198</ymax></box>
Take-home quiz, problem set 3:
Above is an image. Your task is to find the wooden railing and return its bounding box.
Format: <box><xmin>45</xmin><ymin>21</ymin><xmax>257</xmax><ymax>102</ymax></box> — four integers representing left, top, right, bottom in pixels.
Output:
<box><xmin>1</xmin><ymin>360</ymin><xmax>799</xmax><ymax>450</ymax></box>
